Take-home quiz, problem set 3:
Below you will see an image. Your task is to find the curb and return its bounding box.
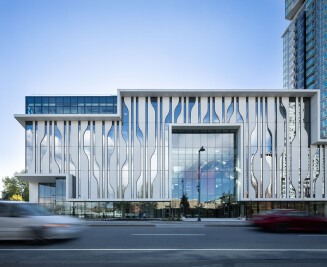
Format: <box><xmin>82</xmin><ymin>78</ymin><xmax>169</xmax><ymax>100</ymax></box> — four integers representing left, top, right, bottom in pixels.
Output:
<box><xmin>86</xmin><ymin>223</ymin><xmax>250</xmax><ymax>227</ymax></box>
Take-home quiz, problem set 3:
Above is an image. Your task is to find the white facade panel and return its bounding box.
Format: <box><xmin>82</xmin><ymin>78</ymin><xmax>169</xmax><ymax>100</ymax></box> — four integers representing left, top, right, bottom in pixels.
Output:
<box><xmin>17</xmin><ymin>89</ymin><xmax>327</xmax><ymax>204</ymax></box>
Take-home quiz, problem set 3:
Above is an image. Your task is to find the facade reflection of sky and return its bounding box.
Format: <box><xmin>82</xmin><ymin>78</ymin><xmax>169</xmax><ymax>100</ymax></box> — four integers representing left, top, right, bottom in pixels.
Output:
<box><xmin>171</xmin><ymin>130</ymin><xmax>237</xmax><ymax>202</ymax></box>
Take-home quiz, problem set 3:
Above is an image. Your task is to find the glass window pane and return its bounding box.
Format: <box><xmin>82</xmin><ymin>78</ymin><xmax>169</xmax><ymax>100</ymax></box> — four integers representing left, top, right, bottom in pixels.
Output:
<box><xmin>42</xmin><ymin>107</ymin><xmax>49</xmax><ymax>114</ymax></box>
<box><xmin>42</xmin><ymin>97</ymin><xmax>48</xmax><ymax>106</ymax></box>
<box><xmin>64</xmin><ymin>107</ymin><xmax>70</xmax><ymax>114</ymax></box>
<box><xmin>78</xmin><ymin>106</ymin><xmax>85</xmax><ymax>114</ymax></box>
<box><xmin>56</xmin><ymin>97</ymin><xmax>63</xmax><ymax>106</ymax></box>
<box><xmin>64</xmin><ymin>97</ymin><xmax>70</xmax><ymax>106</ymax></box>
<box><xmin>35</xmin><ymin>97</ymin><xmax>41</xmax><ymax>106</ymax></box>
<box><xmin>56</xmin><ymin>106</ymin><xmax>63</xmax><ymax>114</ymax></box>
<box><xmin>49</xmin><ymin>97</ymin><xmax>56</xmax><ymax>106</ymax></box>
<box><xmin>78</xmin><ymin>97</ymin><xmax>84</xmax><ymax>106</ymax></box>
<box><xmin>71</xmin><ymin>97</ymin><xmax>77</xmax><ymax>105</ymax></box>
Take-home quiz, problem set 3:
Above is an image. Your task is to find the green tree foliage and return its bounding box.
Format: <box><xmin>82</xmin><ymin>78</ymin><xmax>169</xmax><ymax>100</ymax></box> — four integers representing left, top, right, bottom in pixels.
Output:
<box><xmin>9</xmin><ymin>194</ymin><xmax>24</xmax><ymax>201</ymax></box>
<box><xmin>1</xmin><ymin>172</ymin><xmax>29</xmax><ymax>201</ymax></box>
<box><xmin>180</xmin><ymin>193</ymin><xmax>190</xmax><ymax>215</ymax></box>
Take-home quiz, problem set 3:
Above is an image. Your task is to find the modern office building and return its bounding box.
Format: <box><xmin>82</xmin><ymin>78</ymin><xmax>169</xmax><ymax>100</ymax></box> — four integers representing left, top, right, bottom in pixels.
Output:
<box><xmin>282</xmin><ymin>0</ymin><xmax>327</xmax><ymax>137</ymax></box>
<box><xmin>15</xmin><ymin>89</ymin><xmax>327</xmax><ymax>218</ymax></box>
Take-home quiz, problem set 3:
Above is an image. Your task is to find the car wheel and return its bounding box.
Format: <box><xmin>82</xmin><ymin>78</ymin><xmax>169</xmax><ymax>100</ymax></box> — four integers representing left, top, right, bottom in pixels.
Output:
<box><xmin>322</xmin><ymin>223</ymin><xmax>327</xmax><ymax>234</ymax></box>
<box><xmin>31</xmin><ymin>227</ymin><xmax>48</xmax><ymax>243</ymax></box>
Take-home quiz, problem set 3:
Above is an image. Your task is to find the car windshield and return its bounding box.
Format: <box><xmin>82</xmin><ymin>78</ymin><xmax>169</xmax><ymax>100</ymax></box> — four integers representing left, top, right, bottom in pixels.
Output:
<box><xmin>13</xmin><ymin>204</ymin><xmax>52</xmax><ymax>216</ymax></box>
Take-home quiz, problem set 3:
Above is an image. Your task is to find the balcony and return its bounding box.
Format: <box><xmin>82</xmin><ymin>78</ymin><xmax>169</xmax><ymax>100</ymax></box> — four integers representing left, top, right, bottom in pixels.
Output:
<box><xmin>306</xmin><ymin>13</ymin><xmax>314</xmax><ymax>26</ymax></box>
<box><xmin>306</xmin><ymin>22</ymin><xmax>315</xmax><ymax>35</ymax></box>
<box><xmin>306</xmin><ymin>5</ymin><xmax>315</xmax><ymax>17</ymax></box>
<box><xmin>306</xmin><ymin>40</ymin><xmax>315</xmax><ymax>51</ymax></box>
<box><xmin>306</xmin><ymin>31</ymin><xmax>314</xmax><ymax>43</ymax></box>
<box><xmin>306</xmin><ymin>75</ymin><xmax>315</xmax><ymax>86</ymax></box>
<box><xmin>306</xmin><ymin>66</ymin><xmax>315</xmax><ymax>78</ymax></box>
<box><xmin>290</xmin><ymin>46</ymin><xmax>295</xmax><ymax>55</ymax></box>
<box><xmin>286</xmin><ymin>0</ymin><xmax>305</xmax><ymax>20</ymax></box>
<box><xmin>290</xmin><ymin>37</ymin><xmax>295</xmax><ymax>47</ymax></box>
<box><xmin>306</xmin><ymin>57</ymin><xmax>315</xmax><ymax>69</ymax></box>
<box><xmin>290</xmin><ymin>61</ymin><xmax>296</xmax><ymax>70</ymax></box>
<box><xmin>306</xmin><ymin>49</ymin><xmax>315</xmax><ymax>60</ymax></box>
<box><xmin>290</xmin><ymin>53</ymin><xmax>296</xmax><ymax>62</ymax></box>
<box><xmin>306</xmin><ymin>0</ymin><xmax>313</xmax><ymax>9</ymax></box>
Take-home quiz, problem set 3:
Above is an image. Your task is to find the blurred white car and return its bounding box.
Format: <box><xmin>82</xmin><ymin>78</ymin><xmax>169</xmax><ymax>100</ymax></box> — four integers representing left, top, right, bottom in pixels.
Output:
<box><xmin>0</xmin><ymin>201</ymin><xmax>86</xmax><ymax>240</ymax></box>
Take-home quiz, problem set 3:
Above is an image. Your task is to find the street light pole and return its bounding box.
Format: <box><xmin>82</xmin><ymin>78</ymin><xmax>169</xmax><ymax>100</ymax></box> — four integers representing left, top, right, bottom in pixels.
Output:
<box><xmin>197</xmin><ymin>146</ymin><xmax>205</xmax><ymax>222</ymax></box>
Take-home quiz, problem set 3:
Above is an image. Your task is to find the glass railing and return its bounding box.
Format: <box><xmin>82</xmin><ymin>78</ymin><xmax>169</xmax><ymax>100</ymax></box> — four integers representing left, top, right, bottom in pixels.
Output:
<box><xmin>306</xmin><ymin>13</ymin><xmax>314</xmax><ymax>25</ymax></box>
<box><xmin>306</xmin><ymin>4</ymin><xmax>314</xmax><ymax>17</ymax></box>
<box><xmin>306</xmin><ymin>75</ymin><xmax>315</xmax><ymax>85</ymax></box>
<box><xmin>306</xmin><ymin>0</ymin><xmax>313</xmax><ymax>9</ymax></box>
<box><xmin>306</xmin><ymin>40</ymin><xmax>315</xmax><ymax>51</ymax></box>
<box><xmin>306</xmin><ymin>31</ymin><xmax>314</xmax><ymax>42</ymax></box>
<box><xmin>324</xmin><ymin>71</ymin><xmax>327</xmax><ymax>81</ymax></box>
<box><xmin>306</xmin><ymin>49</ymin><xmax>315</xmax><ymax>60</ymax></box>
<box><xmin>306</xmin><ymin>66</ymin><xmax>315</xmax><ymax>77</ymax></box>
<box><xmin>306</xmin><ymin>57</ymin><xmax>315</xmax><ymax>68</ymax></box>
<box><xmin>306</xmin><ymin>22</ymin><xmax>314</xmax><ymax>34</ymax></box>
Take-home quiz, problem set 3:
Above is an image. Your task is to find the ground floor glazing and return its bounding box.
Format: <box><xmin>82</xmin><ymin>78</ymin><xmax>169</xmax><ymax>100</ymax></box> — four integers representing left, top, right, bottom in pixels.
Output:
<box><xmin>37</xmin><ymin>201</ymin><xmax>327</xmax><ymax>219</ymax></box>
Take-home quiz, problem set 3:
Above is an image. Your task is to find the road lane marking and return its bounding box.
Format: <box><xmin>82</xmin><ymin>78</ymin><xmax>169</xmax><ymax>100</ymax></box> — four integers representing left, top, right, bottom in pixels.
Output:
<box><xmin>156</xmin><ymin>225</ymin><xmax>204</xmax><ymax>228</ymax></box>
<box><xmin>131</xmin><ymin>234</ymin><xmax>205</xmax><ymax>236</ymax></box>
<box><xmin>1</xmin><ymin>249</ymin><xmax>327</xmax><ymax>251</ymax></box>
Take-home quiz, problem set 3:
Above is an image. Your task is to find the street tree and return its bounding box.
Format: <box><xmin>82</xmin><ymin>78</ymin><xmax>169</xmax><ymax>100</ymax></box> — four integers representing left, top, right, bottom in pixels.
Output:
<box><xmin>1</xmin><ymin>172</ymin><xmax>29</xmax><ymax>201</ymax></box>
<box><xmin>180</xmin><ymin>193</ymin><xmax>190</xmax><ymax>216</ymax></box>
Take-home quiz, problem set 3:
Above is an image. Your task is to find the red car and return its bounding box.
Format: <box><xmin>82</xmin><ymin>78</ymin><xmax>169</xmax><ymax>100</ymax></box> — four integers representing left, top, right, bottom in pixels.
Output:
<box><xmin>250</xmin><ymin>209</ymin><xmax>327</xmax><ymax>233</ymax></box>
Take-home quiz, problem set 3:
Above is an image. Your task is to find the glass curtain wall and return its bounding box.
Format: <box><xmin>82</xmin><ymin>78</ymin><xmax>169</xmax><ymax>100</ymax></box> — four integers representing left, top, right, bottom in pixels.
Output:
<box><xmin>171</xmin><ymin>129</ymin><xmax>237</xmax><ymax>205</ymax></box>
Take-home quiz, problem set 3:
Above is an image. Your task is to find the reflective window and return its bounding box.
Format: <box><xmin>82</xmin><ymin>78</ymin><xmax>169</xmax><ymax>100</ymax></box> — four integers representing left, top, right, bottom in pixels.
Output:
<box><xmin>212</xmin><ymin>98</ymin><xmax>219</xmax><ymax>123</ymax></box>
<box><xmin>198</xmin><ymin>97</ymin><xmax>201</xmax><ymax>123</ymax></box>
<box><xmin>93</xmin><ymin>122</ymin><xmax>100</xmax><ymax>198</ymax></box>
<box><xmin>236</xmin><ymin>98</ymin><xmax>244</xmax><ymax>123</ymax></box>
<box><xmin>122</xmin><ymin>99</ymin><xmax>129</xmax><ymax>144</ymax></box>
<box><xmin>56</xmin><ymin>178</ymin><xmax>66</xmax><ymax>202</ymax></box>
<box><xmin>174</xmin><ymin>97</ymin><xmax>181</xmax><ymax>123</ymax></box>
<box><xmin>189</xmin><ymin>97</ymin><xmax>195</xmax><ymax>123</ymax></box>
<box><xmin>184</xmin><ymin>97</ymin><xmax>186</xmax><ymax>123</ymax></box>
<box><xmin>151</xmin><ymin>97</ymin><xmax>158</xmax><ymax>138</ymax></box>
<box><xmin>26</xmin><ymin>96</ymin><xmax>117</xmax><ymax>114</ymax></box>
<box><xmin>171</xmin><ymin>129</ymin><xmax>237</xmax><ymax>203</ymax></box>
<box><xmin>25</xmin><ymin>122</ymin><xmax>33</xmax><ymax>172</ymax></box>
<box><xmin>227</xmin><ymin>98</ymin><xmax>234</xmax><ymax>123</ymax></box>
<box><xmin>69</xmin><ymin>122</ymin><xmax>76</xmax><ymax>176</ymax></box>
<box><xmin>54</xmin><ymin>122</ymin><xmax>62</xmax><ymax>172</ymax></box>
<box><xmin>203</xmin><ymin>97</ymin><xmax>210</xmax><ymax>123</ymax></box>
<box><xmin>39</xmin><ymin>183</ymin><xmax>56</xmax><ymax>204</ymax></box>
<box><xmin>107</xmin><ymin>122</ymin><xmax>115</xmax><ymax>198</ymax></box>
<box><xmin>84</xmin><ymin>123</ymin><xmax>91</xmax><ymax>198</ymax></box>
<box><xmin>40</xmin><ymin>122</ymin><xmax>48</xmax><ymax>173</ymax></box>
<box><xmin>222</xmin><ymin>98</ymin><xmax>225</xmax><ymax>123</ymax></box>
<box><xmin>165</xmin><ymin>98</ymin><xmax>172</xmax><ymax>144</ymax></box>
<box><xmin>136</xmin><ymin>98</ymin><xmax>144</xmax><ymax>146</ymax></box>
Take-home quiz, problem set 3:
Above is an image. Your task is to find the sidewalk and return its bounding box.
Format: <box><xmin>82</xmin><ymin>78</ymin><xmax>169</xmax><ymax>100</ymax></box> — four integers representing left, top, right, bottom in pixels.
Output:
<box><xmin>83</xmin><ymin>218</ymin><xmax>251</xmax><ymax>227</ymax></box>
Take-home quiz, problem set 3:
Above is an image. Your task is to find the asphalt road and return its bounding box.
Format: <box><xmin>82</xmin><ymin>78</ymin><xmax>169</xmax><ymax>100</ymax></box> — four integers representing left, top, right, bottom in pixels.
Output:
<box><xmin>1</xmin><ymin>224</ymin><xmax>327</xmax><ymax>266</ymax></box>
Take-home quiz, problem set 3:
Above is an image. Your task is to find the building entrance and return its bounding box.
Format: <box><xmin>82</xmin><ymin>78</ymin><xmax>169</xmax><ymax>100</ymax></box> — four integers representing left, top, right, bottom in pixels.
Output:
<box><xmin>171</xmin><ymin>128</ymin><xmax>238</xmax><ymax>217</ymax></box>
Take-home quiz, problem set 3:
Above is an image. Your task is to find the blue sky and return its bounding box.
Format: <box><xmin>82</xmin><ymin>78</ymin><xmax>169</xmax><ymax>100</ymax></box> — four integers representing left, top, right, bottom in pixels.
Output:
<box><xmin>0</xmin><ymin>0</ymin><xmax>288</xmax><ymax>189</ymax></box>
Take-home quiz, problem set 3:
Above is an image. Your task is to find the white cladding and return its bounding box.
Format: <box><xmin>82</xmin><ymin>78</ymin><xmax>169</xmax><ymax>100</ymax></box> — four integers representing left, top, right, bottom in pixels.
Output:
<box><xmin>15</xmin><ymin>89</ymin><xmax>327</xmax><ymax>202</ymax></box>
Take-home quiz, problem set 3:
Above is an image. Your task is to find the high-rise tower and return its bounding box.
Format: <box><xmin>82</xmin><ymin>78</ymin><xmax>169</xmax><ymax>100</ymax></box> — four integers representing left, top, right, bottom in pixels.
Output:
<box><xmin>283</xmin><ymin>0</ymin><xmax>327</xmax><ymax>137</ymax></box>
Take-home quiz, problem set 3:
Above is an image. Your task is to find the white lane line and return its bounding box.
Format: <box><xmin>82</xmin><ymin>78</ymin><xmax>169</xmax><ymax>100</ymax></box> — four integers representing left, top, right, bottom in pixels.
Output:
<box><xmin>0</xmin><ymin>248</ymin><xmax>327</xmax><ymax>251</ymax></box>
<box><xmin>131</xmin><ymin>234</ymin><xmax>205</xmax><ymax>236</ymax></box>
